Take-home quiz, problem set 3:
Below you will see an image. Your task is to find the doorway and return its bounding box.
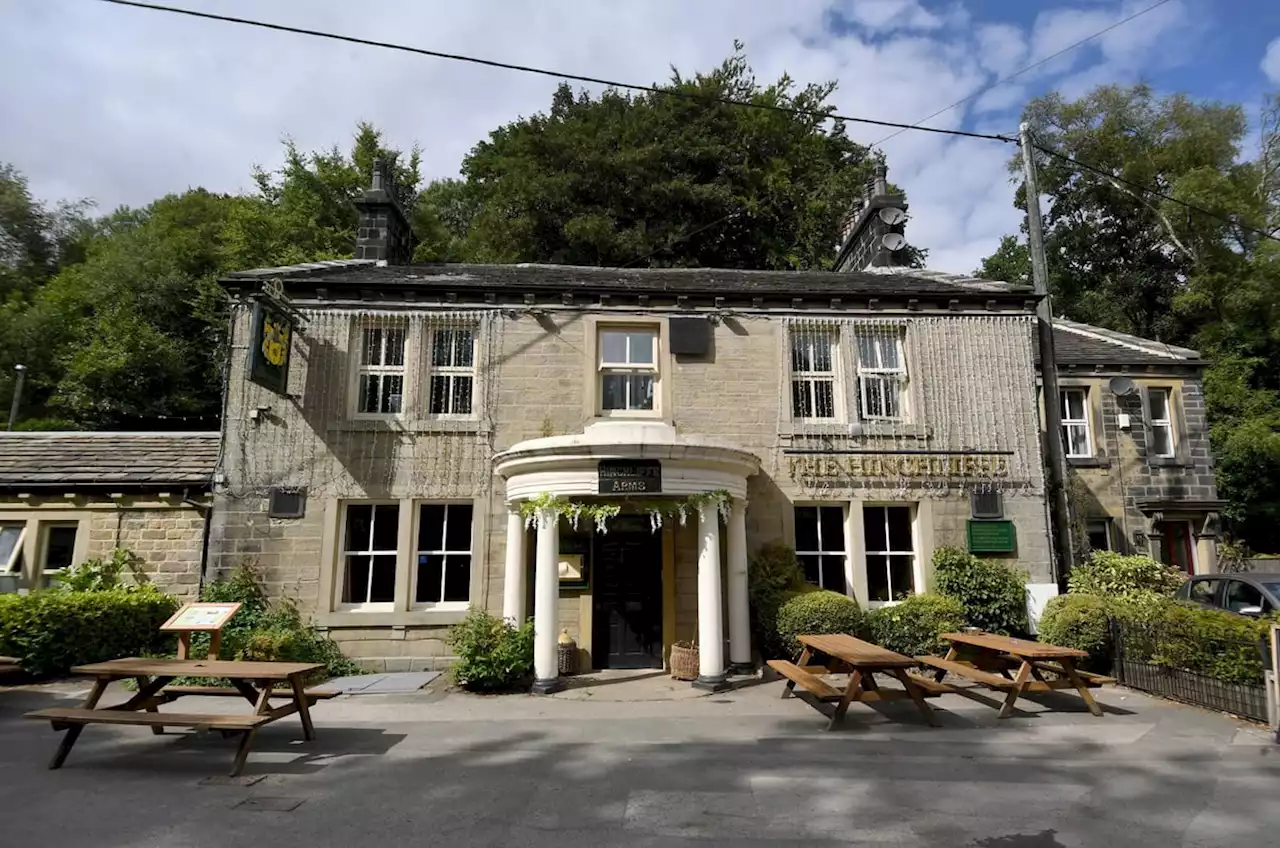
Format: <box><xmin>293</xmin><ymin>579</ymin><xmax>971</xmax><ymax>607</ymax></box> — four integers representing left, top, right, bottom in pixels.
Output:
<box><xmin>1151</xmin><ymin>520</ymin><xmax>1195</xmax><ymax>574</ymax></box>
<box><xmin>592</xmin><ymin>516</ymin><xmax>664</xmax><ymax>669</ymax></box>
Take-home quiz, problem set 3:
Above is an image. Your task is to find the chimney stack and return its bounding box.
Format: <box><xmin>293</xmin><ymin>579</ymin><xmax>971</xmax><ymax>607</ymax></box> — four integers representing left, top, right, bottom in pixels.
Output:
<box><xmin>355</xmin><ymin>158</ymin><xmax>413</xmax><ymax>265</ymax></box>
<box><xmin>834</xmin><ymin>162</ymin><xmax>909</xmax><ymax>272</ymax></box>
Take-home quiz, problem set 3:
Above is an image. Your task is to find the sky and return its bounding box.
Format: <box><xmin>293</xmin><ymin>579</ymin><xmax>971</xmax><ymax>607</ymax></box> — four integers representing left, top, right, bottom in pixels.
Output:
<box><xmin>2</xmin><ymin>0</ymin><xmax>1279</xmax><ymax>274</ymax></box>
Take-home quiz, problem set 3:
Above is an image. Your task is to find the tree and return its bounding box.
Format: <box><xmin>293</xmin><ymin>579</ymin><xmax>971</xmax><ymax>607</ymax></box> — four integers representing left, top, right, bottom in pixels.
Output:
<box><xmin>425</xmin><ymin>47</ymin><xmax>880</xmax><ymax>270</ymax></box>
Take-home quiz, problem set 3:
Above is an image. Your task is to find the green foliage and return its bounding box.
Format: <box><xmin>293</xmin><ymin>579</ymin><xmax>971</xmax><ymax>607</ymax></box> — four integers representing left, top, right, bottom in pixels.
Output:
<box><xmin>747</xmin><ymin>544</ymin><xmax>808</xmax><ymax>659</ymax></box>
<box><xmin>774</xmin><ymin>589</ymin><xmax>865</xmax><ymax>658</ymax></box>
<box><xmin>189</xmin><ymin>564</ymin><xmax>361</xmax><ymax>680</ymax></box>
<box><xmin>1066</xmin><ymin>551</ymin><xmax>1187</xmax><ymax>598</ymax></box>
<box><xmin>932</xmin><ymin>546</ymin><xmax>1028</xmax><ymax>635</ymax></box>
<box><xmin>446</xmin><ymin>608</ymin><xmax>535</xmax><ymax>692</ymax></box>
<box><xmin>1119</xmin><ymin>601</ymin><xmax>1271</xmax><ymax>685</ymax></box>
<box><xmin>52</xmin><ymin>548</ymin><xmax>146</xmax><ymax>592</ymax></box>
<box><xmin>0</xmin><ymin>586</ymin><xmax>178</xmax><ymax>676</ymax></box>
<box><xmin>867</xmin><ymin>593</ymin><xmax>966</xmax><ymax>658</ymax></box>
<box><xmin>1037</xmin><ymin>594</ymin><xmax>1114</xmax><ymax>670</ymax></box>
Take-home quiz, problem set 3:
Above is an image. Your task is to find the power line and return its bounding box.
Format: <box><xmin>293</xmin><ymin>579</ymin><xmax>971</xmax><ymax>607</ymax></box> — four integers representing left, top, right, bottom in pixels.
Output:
<box><xmin>94</xmin><ymin>0</ymin><xmax>1014</xmax><ymax>144</ymax></box>
<box><xmin>1030</xmin><ymin>140</ymin><xmax>1280</xmax><ymax>244</ymax></box>
<box><xmin>870</xmin><ymin>0</ymin><xmax>1177</xmax><ymax>148</ymax></box>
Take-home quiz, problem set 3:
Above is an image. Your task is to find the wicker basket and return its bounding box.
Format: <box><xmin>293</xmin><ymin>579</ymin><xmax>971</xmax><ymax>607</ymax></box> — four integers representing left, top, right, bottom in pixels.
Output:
<box><xmin>669</xmin><ymin>640</ymin><xmax>699</xmax><ymax>681</ymax></box>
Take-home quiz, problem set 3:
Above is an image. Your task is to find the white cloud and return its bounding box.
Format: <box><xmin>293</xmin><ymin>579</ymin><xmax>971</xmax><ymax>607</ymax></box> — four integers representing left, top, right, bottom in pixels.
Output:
<box><xmin>1264</xmin><ymin>37</ymin><xmax>1280</xmax><ymax>84</ymax></box>
<box><xmin>0</xmin><ymin>0</ymin><xmax>1200</xmax><ymax>279</ymax></box>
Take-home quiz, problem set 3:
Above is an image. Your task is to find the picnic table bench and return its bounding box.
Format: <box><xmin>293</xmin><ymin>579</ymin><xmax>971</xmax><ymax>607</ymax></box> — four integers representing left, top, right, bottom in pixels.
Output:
<box><xmin>25</xmin><ymin>657</ymin><xmax>325</xmax><ymax>776</ymax></box>
<box><xmin>916</xmin><ymin>631</ymin><xmax>1115</xmax><ymax>718</ymax></box>
<box><xmin>769</xmin><ymin>633</ymin><xmax>950</xmax><ymax>730</ymax></box>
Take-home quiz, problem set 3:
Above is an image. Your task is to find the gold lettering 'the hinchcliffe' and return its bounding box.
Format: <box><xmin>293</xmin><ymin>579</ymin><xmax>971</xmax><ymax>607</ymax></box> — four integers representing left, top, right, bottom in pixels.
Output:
<box><xmin>787</xmin><ymin>455</ymin><xmax>1011</xmax><ymax>481</ymax></box>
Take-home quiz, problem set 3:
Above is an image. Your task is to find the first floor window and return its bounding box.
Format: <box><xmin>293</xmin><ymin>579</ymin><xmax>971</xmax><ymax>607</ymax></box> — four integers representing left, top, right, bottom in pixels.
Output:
<box><xmin>600</xmin><ymin>328</ymin><xmax>657</xmax><ymax>412</ymax></box>
<box><xmin>1085</xmin><ymin>520</ymin><xmax>1112</xmax><ymax>552</ymax></box>
<box><xmin>864</xmin><ymin>505</ymin><xmax>915</xmax><ymax>603</ymax></box>
<box><xmin>1060</xmin><ymin>388</ymin><xmax>1091</xmax><ymax>458</ymax></box>
<box><xmin>428</xmin><ymin>327</ymin><xmax>475</xmax><ymax>416</ymax></box>
<box><xmin>416</xmin><ymin>504</ymin><xmax>473</xmax><ymax>604</ymax></box>
<box><xmin>0</xmin><ymin>524</ymin><xmax>24</xmax><ymax>574</ymax></box>
<box><xmin>1149</xmin><ymin>388</ymin><xmax>1175</xmax><ymax>458</ymax></box>
<box><xmin>342</xmin><ymin>504</ymin><xmax>400</xmax><ymax>606</ymax></box>
<box><xmin>855</xmin><ymin>329</ymin><xmax>907</xmax><ymax>421</ymax></box>
<box><xmin>794</xmin><ymin>505</ymin><xmax>846</xmax><ymax>593</ymax></box>
<box><xmin>790</xmin><ymin>328</ymin><xmax>839</xmax><ymax>420</ymax></box>
<box><xmin>357</xmin><ymin>324</ymin><xmax>406</xmax><ymax>415</ymax></box>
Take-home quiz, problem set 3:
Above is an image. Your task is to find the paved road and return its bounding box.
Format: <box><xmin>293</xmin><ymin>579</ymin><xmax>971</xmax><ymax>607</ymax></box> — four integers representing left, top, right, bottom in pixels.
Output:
<box><xmin>1</xmin><ymin>677</ymin><xmax>1276</xmax><ymax>847</ymax></box>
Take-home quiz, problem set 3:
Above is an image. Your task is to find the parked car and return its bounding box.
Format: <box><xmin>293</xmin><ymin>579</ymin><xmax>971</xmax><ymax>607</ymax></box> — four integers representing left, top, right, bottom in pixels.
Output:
<box><xmin>1175</xmin><ymin>573</ymin><xmax>1280</xmax><ymax>617</ymax></box>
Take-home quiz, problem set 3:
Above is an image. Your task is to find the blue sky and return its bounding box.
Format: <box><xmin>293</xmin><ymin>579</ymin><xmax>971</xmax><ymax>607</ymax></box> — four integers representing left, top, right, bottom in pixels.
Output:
<box><xmin>2</xmin><ymin>0</ymin><xmax>1278</xmax><ymax>273</ymax></box>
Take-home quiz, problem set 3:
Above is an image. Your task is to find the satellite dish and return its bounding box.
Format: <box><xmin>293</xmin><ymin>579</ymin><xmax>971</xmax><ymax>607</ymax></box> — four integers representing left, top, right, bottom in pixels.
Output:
<box><xmin>881</xmin><ymin>232</ymin><xmax>906</xmax><ymax>251</ymax></box>
<box><xmin>1108</xmin><ymin>376</ymin><xmax>1137</xmax><ymax>397</ymax></box>
<box><xmin>878</xmin><ymin>207</ymin><xmax>907</xmax><ymax>225</ymax></box>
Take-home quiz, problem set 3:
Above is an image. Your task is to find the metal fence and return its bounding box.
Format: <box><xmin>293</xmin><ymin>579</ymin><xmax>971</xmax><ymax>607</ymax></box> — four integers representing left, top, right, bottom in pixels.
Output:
<box><xmin>1112</xmin><ymin>619</ymin><xmax>1272</xmax><ymax>724</ymax></box>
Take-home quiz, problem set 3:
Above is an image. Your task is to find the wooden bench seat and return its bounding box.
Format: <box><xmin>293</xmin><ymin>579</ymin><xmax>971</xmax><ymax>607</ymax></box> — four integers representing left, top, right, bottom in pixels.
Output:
<box><xmin>916</xmin><ymin>656</ymin><xmax>1017</xmax><ymax>689</ymax></box>
<box><xmin>1017</xmin><ymin>660</ymin><xmax>1116</xmax><ymax>686</ymax></box>
<box><xmin>0</xmin><ymin>656</ymin><xmax>21</xmax><ymax>674</ymax></box>
<box><xmin>903</xmin><ymin>674</ymin><xmax>954</xmax><ymax>696</ymax></box>
<box><xmin>26</xmin><ymin>707</ymin><xmax>270</xmax><ymax>731</ymax></box>
<box><xmin>161</xmin><ymin>685</ymin><xmax>338</xmax><ymax>700</ymax></box>
<box><xmin>766</xmin><ymin>660</ymin><xmax>843</xmax><ymax>700</ymax></box>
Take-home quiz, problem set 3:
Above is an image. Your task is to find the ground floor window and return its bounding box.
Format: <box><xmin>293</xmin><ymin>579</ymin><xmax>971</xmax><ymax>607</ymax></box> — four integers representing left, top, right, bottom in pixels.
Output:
<box><xmin>0</xmin><ymin>524</ymin><xmax>24</xmax><ymax>574</ymax></box>
<box><xmin>794</xmin><ymin>505</ymin><xmax>847</xmax><ymax>594</ymax></box>
<box><xmin>341</xmin><ymin>503</ymin><xmax>400</xmax><ymax>608</ymax></box>
<box><xmin>415</xmin><ymin>504</ymin><xmax>473</xmax><ymax>605</ymax></box>
<box><xmin>863</xmin><ymin>505</ymin><xmax>915</xmax><ymax>603</ymax></box>
<box><xmin>1085</xmin><ymin>519</ymin><xmax>1112</xmax><ymax>553</ymax></box>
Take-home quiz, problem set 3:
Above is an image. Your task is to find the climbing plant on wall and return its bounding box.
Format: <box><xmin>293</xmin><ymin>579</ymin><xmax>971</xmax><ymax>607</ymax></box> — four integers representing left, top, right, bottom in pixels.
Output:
<box><xmin>519</xmin><ymin>490</ymin><xmax>732</xmax><ymax>533</ymax></box>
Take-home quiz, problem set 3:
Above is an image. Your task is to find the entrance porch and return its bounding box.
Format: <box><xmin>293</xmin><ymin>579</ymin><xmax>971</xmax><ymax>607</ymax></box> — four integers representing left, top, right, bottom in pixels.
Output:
<box><xmin>494</xmin><ymin>422</ymin><xmax>760</xmax><ymax>694</ymax></box>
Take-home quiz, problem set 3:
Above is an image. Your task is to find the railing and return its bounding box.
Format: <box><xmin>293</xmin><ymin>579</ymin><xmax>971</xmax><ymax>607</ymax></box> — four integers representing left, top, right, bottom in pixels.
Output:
<box><xmin>1111</xmin><ymin>618</ymin><xmax>1272</xmax><ymax>724</ymax></box>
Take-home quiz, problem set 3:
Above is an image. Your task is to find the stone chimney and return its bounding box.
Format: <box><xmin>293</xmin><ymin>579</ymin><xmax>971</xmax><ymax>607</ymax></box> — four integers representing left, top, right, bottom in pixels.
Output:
<box><xmin>834</xmin><ymin>162</ymin><xmax>910</xmax><ymax>272</ymax></box>
<box><xmin>355</xmin><ymin>159</ymin><xmax>413</xmax><ymax>265</ymax></box>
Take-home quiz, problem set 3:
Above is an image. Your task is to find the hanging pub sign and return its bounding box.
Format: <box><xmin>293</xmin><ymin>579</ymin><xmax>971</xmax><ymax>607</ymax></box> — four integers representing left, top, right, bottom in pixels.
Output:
<box><xmin>247</xmin><ymin>300</ymin><xmax>292</xmax><ymax>395</ymax></box>
<box><xmin>598</xmin><ymin>459</ymin><xmax>662</xmax><ymax>494</ymax></box>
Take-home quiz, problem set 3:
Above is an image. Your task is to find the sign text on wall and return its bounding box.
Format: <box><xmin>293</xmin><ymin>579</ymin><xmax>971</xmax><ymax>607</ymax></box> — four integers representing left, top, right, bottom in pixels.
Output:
<box><xmin>787</xmin><ymin>453</ymin><xmax>1011</xmax><ymax>482</ymax></box>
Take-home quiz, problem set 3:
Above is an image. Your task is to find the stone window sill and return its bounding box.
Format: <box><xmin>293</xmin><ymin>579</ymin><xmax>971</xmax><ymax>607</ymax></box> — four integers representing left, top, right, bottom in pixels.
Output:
<box><xmin>778</xmin><ymin>422</ymin><xmax>930</xmax><ymax>440</ymax></box>
<box><xmin>316</xmin><ymin>610</ymin><xmax>468</xmax><ymax>628</ymax></box>
<box><xmin>328</xmin><ymin>418</ymin><xmax>488</xmax><ymax>435</ymax></box>
<box><xmin>1067</xmin><ymin>457</ymin><xmax>1112</xmax><ymax>469</ymax></box>
<box><xmin>1148</xmin><ymin>457</ymin><xmax>1195</xmax><ymax>470</ymax></box>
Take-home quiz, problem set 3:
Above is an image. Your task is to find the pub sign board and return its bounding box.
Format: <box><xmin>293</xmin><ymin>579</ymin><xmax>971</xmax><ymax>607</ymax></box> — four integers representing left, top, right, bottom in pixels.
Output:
<box><xmin>248</xmin><ymin>300</ymin><xmax>292</xmax><ymax>395</ymax></box>
<box><xmin>598</xmin><ymin>460</ymin><xmax>662</xmax><ymax>494</ymax></box>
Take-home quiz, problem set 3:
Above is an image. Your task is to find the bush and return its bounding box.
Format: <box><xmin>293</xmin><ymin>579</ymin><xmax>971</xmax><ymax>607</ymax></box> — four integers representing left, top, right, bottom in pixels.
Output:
<box><xmin>447</xmin><ymin>608</ymin><xmax>535</xmax><ymax>692</ymax></box>
<box><xmin>0</xmin><ymin>586</ymin><xmax>178</xmax><ymax>676</ymax></box>
<box><xmin>774</xmin><ymin>589</ymin><xmax>865</xmax><ymax>658</ymax></box>
<box><xmin>1037</xmin><ymin>594</ymin><xmax>1113</xmax><ymax>670</ymax></box>
<box><xmin>868</xmin><ymin>593</ymin><xmax>966</xmax><ymax>658</ymax></box>
<box><xmin>1067</xmin><ymin>551</ymin><xmax>1186</xmax><ymax>598</ymax></box>
<box><xmin>932</xmin><ymin>546</ymin><xmax>1028</xmax><ymax>635</ymax></box>
<box><xmin>51</xmin><ymin>548</ymin><xmax>147</xmax><ymax>592</ymax></box>
<box><xmin>748</xmin><ymin>544</ymin><xmax>808</xmax><ymax>659</ymax></box>
<box><xmin>1120</xmin><ymin>601</ymin><xmax>1270</xmax><ymax>685</ymax></box>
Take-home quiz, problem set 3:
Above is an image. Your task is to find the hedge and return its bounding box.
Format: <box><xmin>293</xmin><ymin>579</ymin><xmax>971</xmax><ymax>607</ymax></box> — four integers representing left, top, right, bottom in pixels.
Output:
<box><xmin>0</xmin><ymin>586</ymin><xmax>178</xmax><ymax>676</ymax></box>
<box><xmin>1036</xmin><ymin>594</ymin><xmax>1113</xmax><ymax>671</ymax></box>
<box><xmin>868</xmin><ymin>593</ymin><xmax>966</xmax><ymax>658</ymax></box>
<box><xmin>932</xmin><ymin>546</ymin><xmax>1028</xmax><ymax>635</ymax></box>
<box><xmin>775</xmin><ymin>589</ymin><xmax>865</xmax><ymax>657</ymax></box>
<box><xmin>1066</xmin><ymin>551</ymin><xmax>1186</xmax><ymax>598</ymax></box>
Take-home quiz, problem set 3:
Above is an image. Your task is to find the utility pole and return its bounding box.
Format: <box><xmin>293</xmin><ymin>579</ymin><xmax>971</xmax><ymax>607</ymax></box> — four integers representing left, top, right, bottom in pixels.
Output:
<box><xmin>7</xmin><ymin>365</ymin><xmax>26</xmax><ymax>431</ymax></box>
<box><xmin>1020</xmin><ymin>122</ymin><xmax>1075</xmax><ymax>585</ymax></box>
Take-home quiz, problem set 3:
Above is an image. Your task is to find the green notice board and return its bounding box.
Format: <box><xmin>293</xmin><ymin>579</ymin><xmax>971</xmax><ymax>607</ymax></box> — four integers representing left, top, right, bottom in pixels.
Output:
<box><xmin>967</xmin><ymin>520</ymin><xmax>1016</xmax><ymax>554</ymax></box>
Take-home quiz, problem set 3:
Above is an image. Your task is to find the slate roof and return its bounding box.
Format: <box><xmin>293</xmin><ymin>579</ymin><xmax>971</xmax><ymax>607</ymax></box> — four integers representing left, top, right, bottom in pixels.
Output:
<box><xmin>0</xmin><ymin>432</ymin><xmax>220</xmax><ymax>490</ymax></box>
<box><xmin>1042</xmin><ymin>319</ymin><xmax>1204</xmax><ymax>368</ymax></box>
<box><xmin>221</xmin><ymin>261</ymin><xmax>1030</xmax><ymax>298</ymax></box>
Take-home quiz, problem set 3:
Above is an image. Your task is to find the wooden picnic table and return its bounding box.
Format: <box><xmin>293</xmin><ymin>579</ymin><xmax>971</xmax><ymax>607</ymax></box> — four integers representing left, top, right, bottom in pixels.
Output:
<box><xmin>768</xmin><ymin>633</ymin><xmax>950</xmax><ymax>730</ymax></box>
<box><xmin>25</xmin><ymin>658</ymin><xmax>328</xmax><ymax>776</ymax></box>
<box><xmin>916</xmin><ymin>631</ymin><xmax>1115</xmax><ymax>719</ymax></box>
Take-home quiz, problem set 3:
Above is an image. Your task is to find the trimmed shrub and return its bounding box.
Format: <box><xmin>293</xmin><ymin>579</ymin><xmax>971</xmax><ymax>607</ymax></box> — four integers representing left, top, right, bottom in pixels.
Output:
<box><xmin>1037</xmin><ymin>594</ymin><xmax>1113</xmax><ymax>670</ymax></box>
<box><xmin>1067</xmin><ymin>551</ymin><xmax>1186</xmax><ymax>598</ymax></box>
<box><xmin>932</xmin><ymin>546</ymin><xmax>1028</xmax><ymax>635</ymax></box>
<box><xmin>775</xmin><ymin>589</ymin><xmax>865</xmax><ymax>658</ymax></box>
<box><xmin>0</xmin><ymin>586</ymin><xmax>178</xmax><ymax>676</ymax></box>
<box><xmin>447</xmin><ymin>608</ymin><xmax>535</xmax><ymax>692</ymax></box>
<box><xmin>868</xmin><ymin>593</ymin><xmax>966</xmax><ymax>658</ymax></box>
<box><xmin>748</xmin><ymin>544</ymin><xmax>808</xmax><ymax>659</ymax></box>
<box><xmin>1120</xmin><ymin>601</ymin><xmax>1270</xmax><ymax>685</ymax></box>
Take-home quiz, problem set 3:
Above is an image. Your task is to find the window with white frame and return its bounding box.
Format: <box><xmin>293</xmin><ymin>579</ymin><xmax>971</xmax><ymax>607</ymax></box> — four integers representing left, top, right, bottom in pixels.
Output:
<box><xmin>1149</xmin><ymin>388</ymin><xmax>1175</xmax><ymax>458</ymax></box>
<box><xmin>0</xmin><ymin>524</ymin><xmax>24</xmax><ymax>574</ymax></box>
<box><xmin>854</xmin><ymin>329</ymin><xmax>907</xmax><ymax>421</ymax></box>
<box><xmin>599</xmin><ymin>327</ymin><xmax>657</xmax><ymax>413</ymax></box>
<box><xmin>41</xmin><ymin>524</ymin><xmax>77</xmax><ymax>572</ymax></box>
<box><xmin>356</xmin><ymin>324</ymin><xmax>406</xmax><ymax>416</ymax></box>
<box><xmin>427</xmin><ymin>327</ymin><xmax>476</xmax><ymax>416</ymax></box>
<box><xmin>341</xmin><ymin>504</ymin><xmax>400</xmax><ymax>608</ymax></box>
<box><xmin>1060</xmin><ymin>388</ymin><xmax>1092</xmax><ymax>458</ymax></box>
<box><xmin>863</xmin><ymin>505</ymin><xmax>915</xmax><ymax>603</ymax></box>
<box><xmin>790</xmin><ymin>328</ymin><xmax>840</xmax><ymax>420</ymax></box>
<box><xmin>415</xmin><ymin>504</ymin><xmax>473</xmax><ymax>605</ymax></box>
<box><xmin>794</xmin><ymin>505</ymin><xmax>847</xmax><ymax>593</ymax></box>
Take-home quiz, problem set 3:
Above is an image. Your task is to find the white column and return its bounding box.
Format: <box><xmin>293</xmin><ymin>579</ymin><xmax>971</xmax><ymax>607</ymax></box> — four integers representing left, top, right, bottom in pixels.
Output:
<box><xmin>502</xmin><ymin>507</ymin><xmax>526</xmax><ymax>623</ymax></box>
<box><xmin>531</xmin><ymin>509</ymin><xmax>563</xmax><ymax>694</ymax></box>
<box><xmin>694</xmin><ymin>505</ymin><xmax>727</xmax><ymax>690</ymax></box>
<box><xmin>726</xmin><ymin>498</ymin><xmax>752</xmax><ymax>674</ymax></box>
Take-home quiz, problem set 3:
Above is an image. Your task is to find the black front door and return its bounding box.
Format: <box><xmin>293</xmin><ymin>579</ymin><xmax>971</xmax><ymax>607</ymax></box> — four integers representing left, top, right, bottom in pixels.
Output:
<box><xmin>593</xmin><ymin>519</ymin><xmax>663</xmax><ymax>669</ymax></box>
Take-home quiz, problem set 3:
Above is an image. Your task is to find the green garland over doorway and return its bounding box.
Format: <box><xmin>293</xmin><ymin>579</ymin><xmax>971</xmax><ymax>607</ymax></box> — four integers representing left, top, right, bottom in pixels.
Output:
<box><xmin>520</xmin><ymin>490</ymin><xmax>732</xmax><ymax>533</ymax></box>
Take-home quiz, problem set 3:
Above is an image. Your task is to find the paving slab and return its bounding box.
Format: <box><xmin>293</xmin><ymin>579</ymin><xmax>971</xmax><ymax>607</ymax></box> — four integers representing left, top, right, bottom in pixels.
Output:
<box><xmin>311</xmin><ymin>671</ymin><xmax>439</xmax><ymax>695</ymax></box>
